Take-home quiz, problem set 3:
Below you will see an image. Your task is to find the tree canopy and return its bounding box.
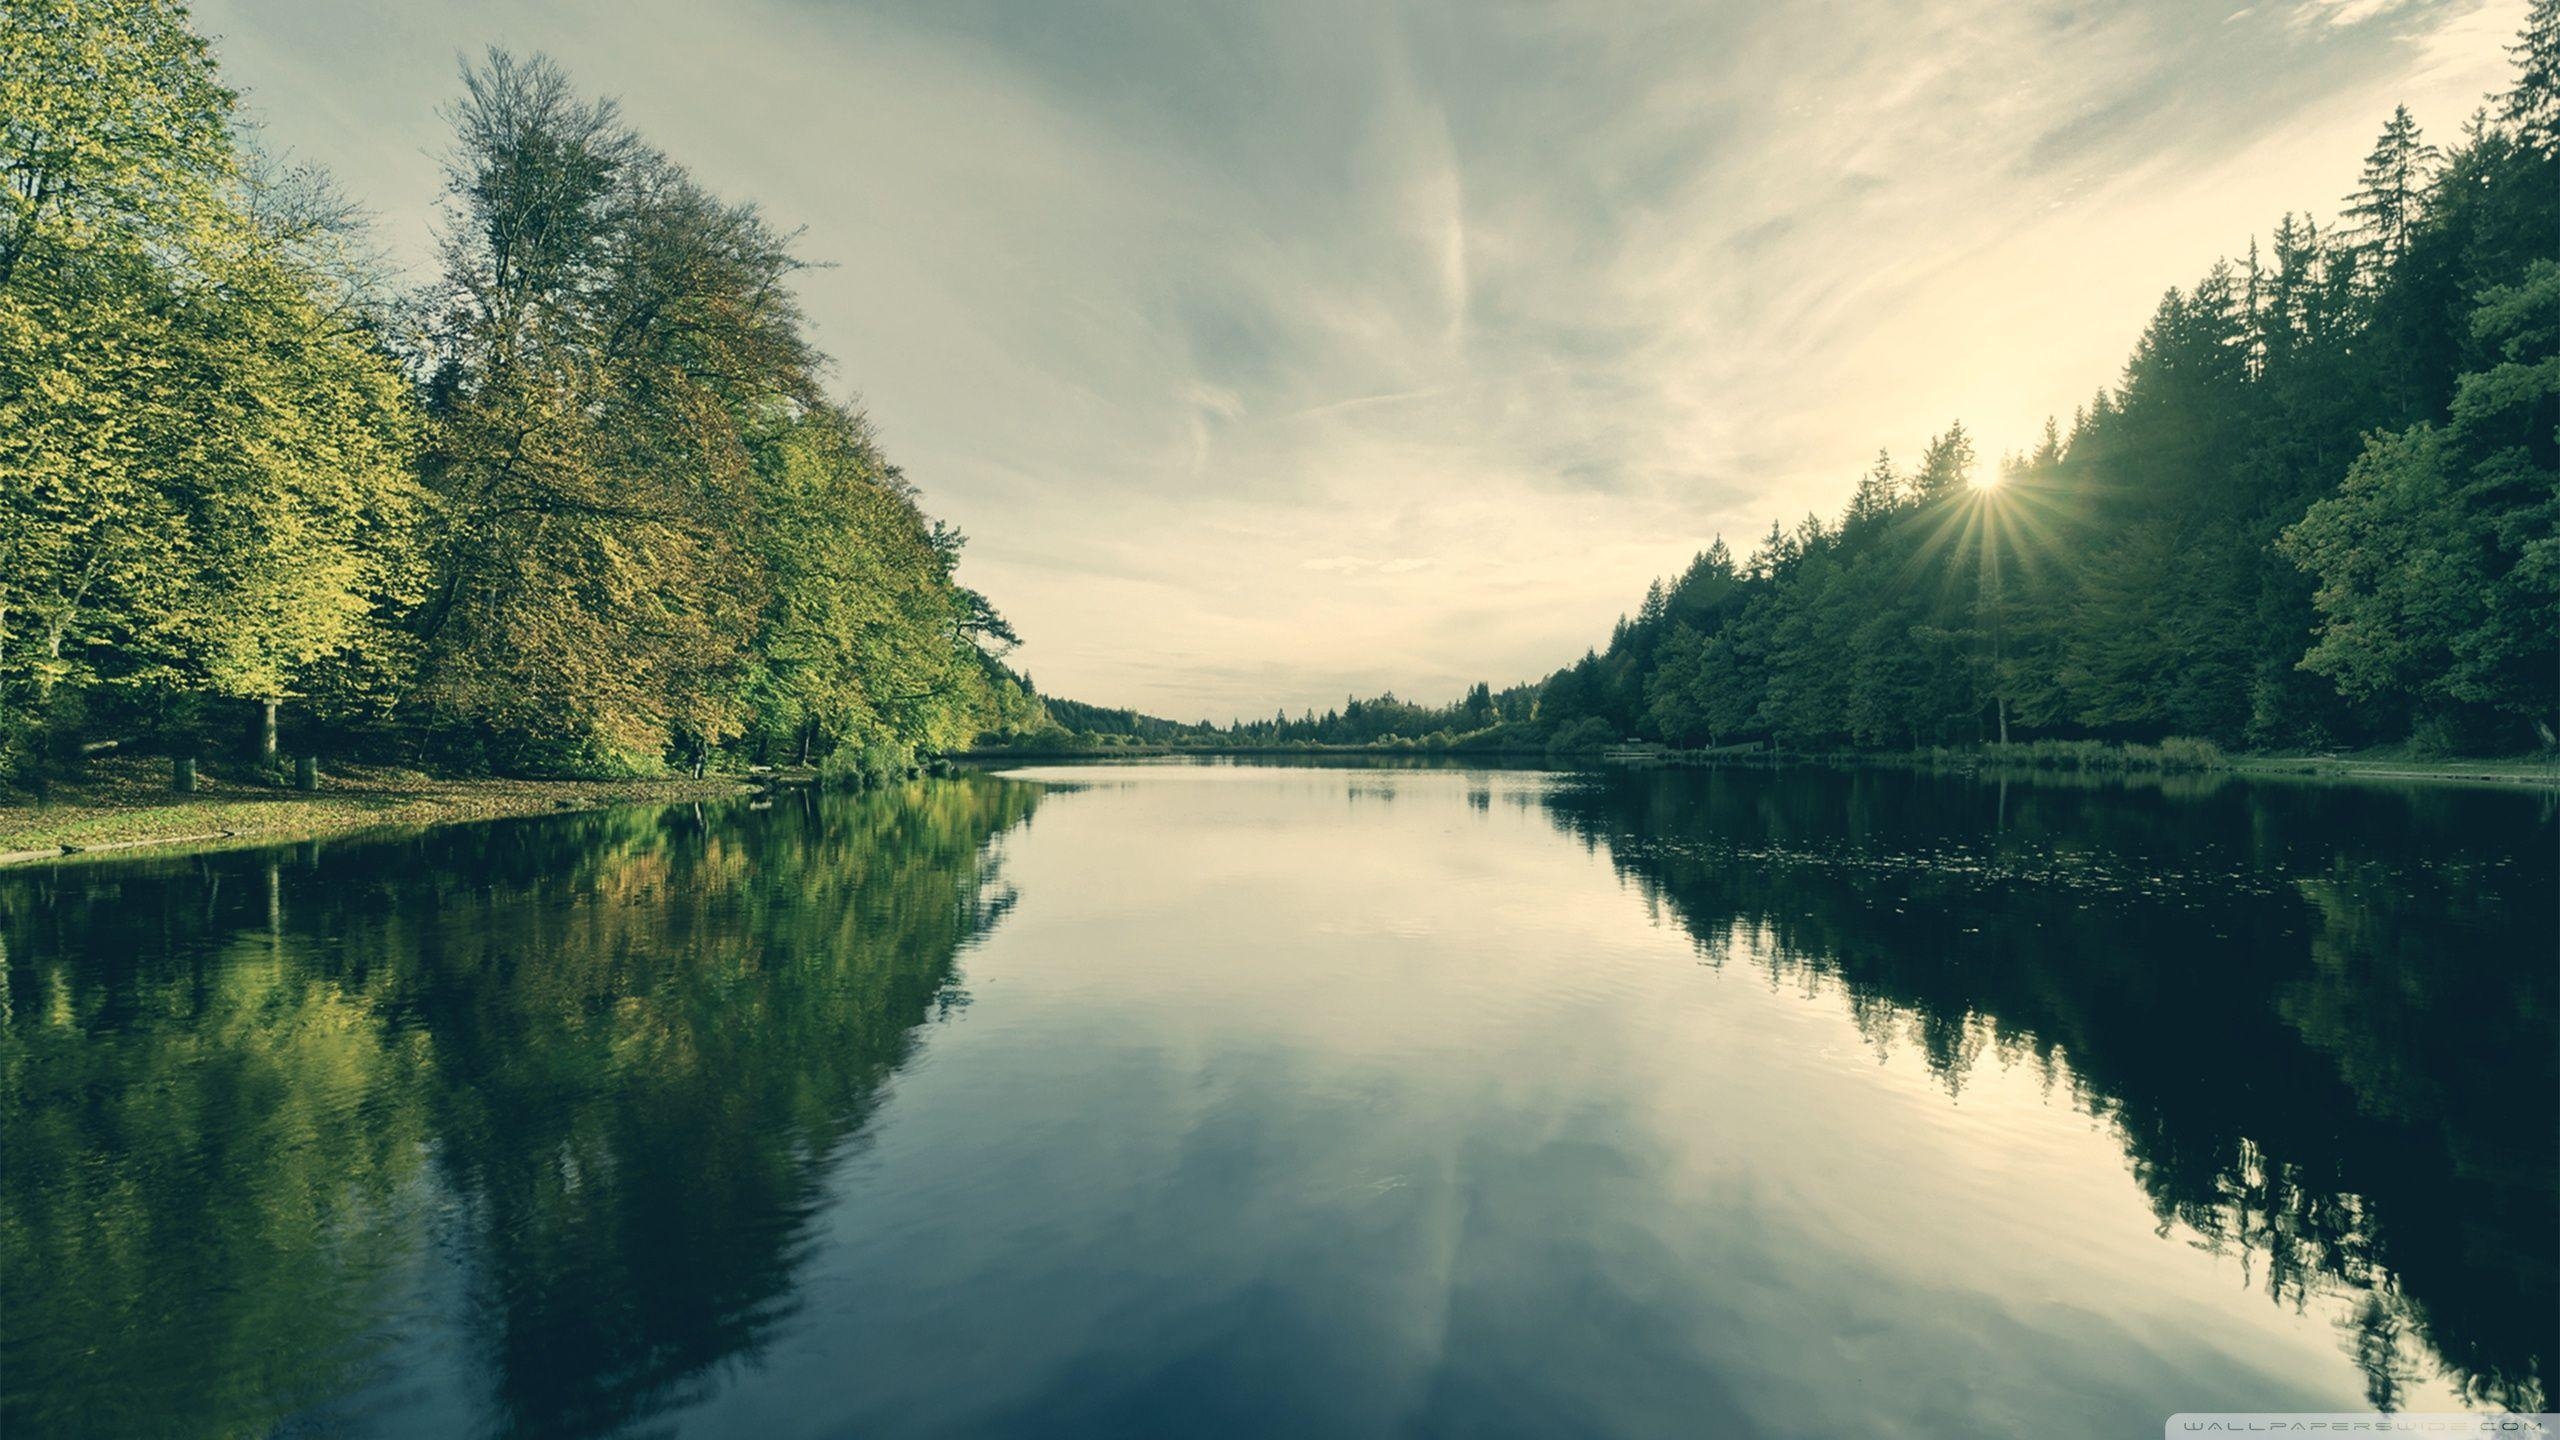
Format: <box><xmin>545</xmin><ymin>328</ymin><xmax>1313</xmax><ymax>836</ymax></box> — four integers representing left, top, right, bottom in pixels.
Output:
<box><xmin>2</xmin><ymin>14</ymin><xmax>1034</xmax><ymax>783</ymax></box>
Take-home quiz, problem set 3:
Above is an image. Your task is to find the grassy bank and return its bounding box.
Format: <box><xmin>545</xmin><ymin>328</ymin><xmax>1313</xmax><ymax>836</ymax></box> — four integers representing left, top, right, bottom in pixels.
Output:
<box><xmin>2223</xmin><ymin>748</ymin><xmax>2560</xmax><ymax>786</ymax></box>
<box><xmin>1939</xmin><ymin>737</ymin><xmax>2556</xmax><ymax>786</ymax></box>
<box><xmin>0</xmin><ymin>758</ymin><xmax>756</xmax><ymax>865</ymax></box>
<box><xmin>1648</xmin><ymin>738</ymin><xmax>2560</xmax><ymax>787</ymax></box>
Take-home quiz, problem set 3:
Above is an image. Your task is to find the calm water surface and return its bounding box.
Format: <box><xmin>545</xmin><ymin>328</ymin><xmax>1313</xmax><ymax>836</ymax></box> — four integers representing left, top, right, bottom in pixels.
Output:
<box><xmin>3</xmin><ymin>760</ymin><xmax>2552</xmax><ymax>1438</ymax></box>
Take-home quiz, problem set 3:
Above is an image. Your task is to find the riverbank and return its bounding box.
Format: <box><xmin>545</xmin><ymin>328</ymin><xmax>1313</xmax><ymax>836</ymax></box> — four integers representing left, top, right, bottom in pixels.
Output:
<box><xmin>11</xmin><ymin>739</ymin><xmax>2548</xmax><ymax>869</ymax></box>
<box><xmin>967</xmin><ymin>738</ymin><xmax>2560</xmax><ymax>787</ymax></box>
<box><xmin>2225</xmin><ymin>749</ymin><xmax>2560</xmax><ymax>786</ymax></box>
<box><xmin>1647</xmin><ymin>742</ymin><xmax>2559</xmax><ymax>787</ymax></box>
<box><xmin>955</xmin><ymin>742</ymin><xmax>1547</xmax><ymax>761</ymax></box>
<box><xmin>0</xmin><ymin>758</ymin><xmax>758</xmax><ymax>866</ymax></box>
<box><xmin>1808</xmin><ymin>739</ymin><xmax>2557</xmax><ymax>787</ymax></box>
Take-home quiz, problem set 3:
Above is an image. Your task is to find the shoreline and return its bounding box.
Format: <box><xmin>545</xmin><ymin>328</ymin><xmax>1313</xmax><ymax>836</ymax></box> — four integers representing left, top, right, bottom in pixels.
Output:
<box><xmin>2223</xmin><ymin>754</ymin><xmax>2560</xmax><ymax>787</ymax></box>
<box><xmin>8</xmin><ymin>743</ymin><xmax>2549</xmax><ymax>870</ymax></box>
<box><xmin>0</xmin><ymin>765</ymin><xmax>759</xmax><ymax>868</ymax></box>
<box><xmin>965</xmin><ymin>744</ymin><xmax>2560</xmax><ymax>788</ymax></box>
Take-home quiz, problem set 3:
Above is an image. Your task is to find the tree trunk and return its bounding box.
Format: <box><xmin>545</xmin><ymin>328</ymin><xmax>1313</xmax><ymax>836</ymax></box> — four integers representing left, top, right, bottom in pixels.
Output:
<box><xmin>172</xmin><ymin>755</ymin><xmax>197</xmax><ymax>793</ymax></box>
<box><xmin>294</xmin><ymin>754</ymin><xmax>319</xmax><ymax>791</ymax></box>
<box><xmin>257</xmin><ymin>698</ymin><xmax>280</xmax><ymax>769</ymax></box>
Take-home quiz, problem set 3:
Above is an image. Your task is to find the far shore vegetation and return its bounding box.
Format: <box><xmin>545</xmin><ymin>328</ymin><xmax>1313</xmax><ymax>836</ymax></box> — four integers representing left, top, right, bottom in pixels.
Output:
<box><xmin>963</xmin><ymin>731</ymin><xmax>2559</xmax><ymax>786</ymax></box>
<box><xmin>4</xmin><ymin>1</ymin><xmax>2554</xmax><ymax>816</ymax></box>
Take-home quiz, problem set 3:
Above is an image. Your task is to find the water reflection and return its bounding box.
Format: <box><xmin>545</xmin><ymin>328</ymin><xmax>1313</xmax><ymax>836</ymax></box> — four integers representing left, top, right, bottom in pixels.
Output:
<box><xmin>1538</xmin><ymin>765</ymin><xmax>2556</xmax><ymax>1411</ymax></box>
<box><xmin>2</xmin><ymin>762</ymin><xmax>2552</xmax><ymax>1436</ymax></box>
<box><xmin>1</xmin><ymin>776</ymin><xmax>1041</xmax><ymax>1438</ymax></box>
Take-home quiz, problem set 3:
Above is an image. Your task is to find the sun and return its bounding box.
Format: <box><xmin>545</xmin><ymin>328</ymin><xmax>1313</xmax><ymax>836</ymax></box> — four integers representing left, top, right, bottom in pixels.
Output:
<box><xmin>1968</xmin><ymin>468</ymin><xmax>2004</xmax><ymax>492</ymax></box>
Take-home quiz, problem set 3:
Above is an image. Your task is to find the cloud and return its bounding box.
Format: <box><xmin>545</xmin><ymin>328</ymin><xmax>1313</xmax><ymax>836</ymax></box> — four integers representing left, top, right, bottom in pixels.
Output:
<box><xmin>195</xmin><ymin>0</ymin><xmax>2528</xmax><ymax>718</ymax></box>
<box><xmin>2292</xmin><ymin>0</ymin><xmax>2423</xmax><ymax>28</ymax></box>
<box><xmin>1301</xmin><ymin>556</ymin><xmax>1436</xmax><ymax>576</ymax></box>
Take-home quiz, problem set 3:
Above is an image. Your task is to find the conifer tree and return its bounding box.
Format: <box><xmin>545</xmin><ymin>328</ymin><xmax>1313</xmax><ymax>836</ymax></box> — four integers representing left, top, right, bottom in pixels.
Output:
<box><xmin>2342</xmin><ymin>106</ymin><xmax>2440</xmax><ymax>273</ymax></box>
<box><xmin>2504</xmin><ymin>0</ymin><xmax>2560</xmax><ymax>155</ymax></box>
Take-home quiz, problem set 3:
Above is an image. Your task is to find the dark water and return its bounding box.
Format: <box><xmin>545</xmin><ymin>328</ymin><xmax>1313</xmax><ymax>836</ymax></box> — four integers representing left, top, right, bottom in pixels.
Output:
<box><xmin>2</xmin><ymin>761</ymin><xmax>2551</xmax><ymax>1438</ymax></box>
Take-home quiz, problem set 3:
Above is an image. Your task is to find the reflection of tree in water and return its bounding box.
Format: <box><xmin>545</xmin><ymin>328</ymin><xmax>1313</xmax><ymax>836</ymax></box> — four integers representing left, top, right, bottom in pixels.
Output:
<box><xmin>1</xmin><ymin>897</ymin><xmax>438</xmax><ymax>1438</ymax></box>
<box><xmin>1539</xmin><ymin>766</ymin><xmax>2555</xmax><ymax>1413</ymax></box>
<box><xmin>0</xmin><ymin>775</ymin><xmax>1041</xmax><ymax>1439</ymax></box>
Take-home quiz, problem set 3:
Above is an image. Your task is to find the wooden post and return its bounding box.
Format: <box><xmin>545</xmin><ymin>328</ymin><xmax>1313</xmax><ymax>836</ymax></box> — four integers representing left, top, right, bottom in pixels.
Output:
<box><xmin>172</xmin><ymin>755</ymin><xmax>197</xmax><ymax>793</ymax></box>
<box><xmin>294</xmin><ymin>754</ymin><xmax>319</xmax><ymax>791</ymax></box>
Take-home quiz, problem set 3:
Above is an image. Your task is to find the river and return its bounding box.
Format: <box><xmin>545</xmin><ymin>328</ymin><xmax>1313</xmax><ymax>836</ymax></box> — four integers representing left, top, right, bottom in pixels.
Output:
<box><xmin>3</xmin><ymin>759</ymin><xmax>2550</xmax><ymax>1437</ymax></box>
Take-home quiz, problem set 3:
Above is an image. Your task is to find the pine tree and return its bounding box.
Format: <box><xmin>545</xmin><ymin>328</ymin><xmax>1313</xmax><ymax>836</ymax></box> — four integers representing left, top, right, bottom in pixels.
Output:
<box><xmin>2341</xmin><ymin>106</ymin><xmax>2439</xmax><ymax>272</ymax></box>
<box><xmin>1912</xmin><ymin>423</ymin><xmax>1976</xmax><ymax>498</ymax></box>
<box><xmin>2504</xmin><ymin>0</ymin><xmax>2560</xmax><ymax>155</ymax></box>
<box><xmin>1845</xmin><ymin>449</ymin><xmax>1899</xmax><ymax>526</ymax></box>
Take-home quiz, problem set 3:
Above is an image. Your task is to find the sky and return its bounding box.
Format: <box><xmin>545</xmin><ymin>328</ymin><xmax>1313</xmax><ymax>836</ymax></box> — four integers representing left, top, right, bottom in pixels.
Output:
<box><xmin>193</xmin><ymin>0</ymin><xmax>2527</xmax><ymax>722</ymax></box>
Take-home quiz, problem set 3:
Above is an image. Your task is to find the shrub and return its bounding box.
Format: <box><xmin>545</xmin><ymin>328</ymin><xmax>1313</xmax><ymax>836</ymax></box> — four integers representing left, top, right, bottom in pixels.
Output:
<box><xmin>2153</xmin><ymin>736</ymin><xmax>2227</xmax><ymax>771</ymax></box>
<box><xmin>1546</xmin><ymin>717</ymin><xmax>1616</xmax><ymax>755</ymax></box>
<box><xmin>820</xmin><ymin>741</ymin><xmax>916</xmax><ymax>785</ymax></box>
<box><xmin>1972</xmin><ymin>737</ymin><xmax>2228</xmax><ymax>772</ymax></box>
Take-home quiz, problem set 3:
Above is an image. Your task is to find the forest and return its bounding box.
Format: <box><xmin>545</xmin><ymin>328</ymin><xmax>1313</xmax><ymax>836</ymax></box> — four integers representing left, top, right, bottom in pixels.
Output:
<box><xmin>5</xmin><ymin>2</ymin><xmax>2555</xmax><ymax>788</ymax></box>
<box><xmin>2</xmin><ymin>1</ymin><xmax>1044</xmax><ymax>789</ymax></box>
<box><xmin>1033</xmin><ymin>6</ymin><xmax>2558</xmax><ymax>762</ymax></box>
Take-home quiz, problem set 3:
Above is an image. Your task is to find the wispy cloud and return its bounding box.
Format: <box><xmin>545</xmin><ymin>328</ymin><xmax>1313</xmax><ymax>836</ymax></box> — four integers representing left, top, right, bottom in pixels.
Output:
<box><xmin>2292</xmin><ymin>0</ymin><xmax>2425</xmax><ymax>29</ymax></box>
<box><xmin>197</xmin><ymin>0</ymin><xmax>2525</xmax><ymax>720</ymax></box>
<box><xmin>1302</xmin><ymin>556</ymin><xmax>1435</xmax><ymax>576</ymax></box>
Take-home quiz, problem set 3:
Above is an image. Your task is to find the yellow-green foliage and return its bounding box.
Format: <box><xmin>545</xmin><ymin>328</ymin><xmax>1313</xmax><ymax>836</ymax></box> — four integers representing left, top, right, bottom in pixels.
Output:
<box><xmin>3</xmin><ymin>14</ymin><xmax>1024</xmax><ymax>781</ymax></box>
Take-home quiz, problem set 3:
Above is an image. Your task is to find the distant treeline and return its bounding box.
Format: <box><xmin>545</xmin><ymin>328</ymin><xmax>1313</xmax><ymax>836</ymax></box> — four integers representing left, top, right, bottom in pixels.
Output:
<box><xmin>1041</xmin><ymin>12</ymin><xmax>2558</xmax><ymax>760</ymax></box>
<box><xmin>1018</xmin><ymin>685</ymin><xmax>1538</xmax><ymax>752</ymax></box>
<box><xmin>2</xmin><ymin>5</ymin><xmax>1044</xmax><ymax>786</ymax></box>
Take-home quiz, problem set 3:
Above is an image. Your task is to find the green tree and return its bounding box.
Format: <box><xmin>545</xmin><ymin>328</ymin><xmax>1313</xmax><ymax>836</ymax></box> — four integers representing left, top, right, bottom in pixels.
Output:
<box><xmin>0</xmin><ymin>0</ymin><xmax>236</xmax><ymax>772</ymax></box>
<box><xmin>1</xmin><ymin>2</ymin><xmax>420</xmax><ymax>779</ymax></box>
<box><xmin>167</xmin><ymin>184</ymin><xmax>424</xmax><ymax>761</ymax></box>
<box><xmin>2504</xmin><ymin>0</ymin><xmax>2559</xmax><ymax>156</ymax></box>
<box><xmin>2341</xmin><ymin>106</ymin><xmax>2439</xmax><ymax>274</ymax></box>
<box><xmin>2282</xmin><ymin>263</ymin><xmax>2560</xmax><ymax>750</ymax></box>
<box><xmin>0</xmin><ymin>0</ymin><xmax>233</xmax><ymax>287</ymax></box>
<box><xmin>412</xmin><ymin>52</ymin><xmax>803</xmax><ymax>767</ymax></box>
